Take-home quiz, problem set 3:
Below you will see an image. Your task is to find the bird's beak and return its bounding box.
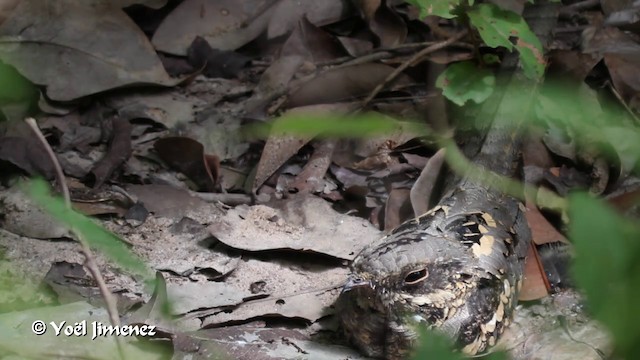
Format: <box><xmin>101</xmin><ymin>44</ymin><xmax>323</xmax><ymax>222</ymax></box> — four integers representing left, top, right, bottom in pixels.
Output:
<box><xmin>342</xmin><ymin>276</ymin><xmax>373</xmax><ymax>293</ymax></box>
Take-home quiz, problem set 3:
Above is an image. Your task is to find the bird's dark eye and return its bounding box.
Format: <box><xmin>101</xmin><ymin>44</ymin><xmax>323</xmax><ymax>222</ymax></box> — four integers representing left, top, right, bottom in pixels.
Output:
<box><xmin>404</xmin><ymin>268</ymin><xmax>428</xmax><ymax>285</ymax></box>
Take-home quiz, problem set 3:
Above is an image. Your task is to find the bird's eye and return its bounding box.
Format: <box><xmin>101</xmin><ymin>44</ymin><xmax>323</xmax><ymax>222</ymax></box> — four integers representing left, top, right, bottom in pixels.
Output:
<box><xmin>404</xmin><ymin>268</ymin><xmax>428</xmax><ymax>285</ymax></box>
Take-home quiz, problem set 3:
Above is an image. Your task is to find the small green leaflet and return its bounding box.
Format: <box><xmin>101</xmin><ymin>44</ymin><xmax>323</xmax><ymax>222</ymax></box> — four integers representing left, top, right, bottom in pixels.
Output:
<box><xmin>468</xmin><ymin>4</ymin><xmax>544</xmax><ymax>79</ymax></box>
<box><xmin>405</xmin><ymin>0</ymin><xmax>474</xmax><ymax>19</ymax></box>
<box><xmin>436</xmin><ymin>61</ymin><xmax>495</xmax><ymax>106</ymax></box>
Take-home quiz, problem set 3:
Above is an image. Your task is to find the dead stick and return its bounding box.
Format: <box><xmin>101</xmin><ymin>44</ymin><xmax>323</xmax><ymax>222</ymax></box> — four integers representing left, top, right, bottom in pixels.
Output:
<box><xmin>25</xmin><ymin>117</ymin><xmax>127</xmax><ymax>360</ymax></box>
<box><xmin>361</xmin><ymin>30</ymin><xmax>469</xmax><ymax>108</ymax></box>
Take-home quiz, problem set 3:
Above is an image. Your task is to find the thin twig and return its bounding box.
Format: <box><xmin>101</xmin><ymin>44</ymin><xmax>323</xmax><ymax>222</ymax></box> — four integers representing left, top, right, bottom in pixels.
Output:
<box><xmin>361</xmin><ymin>30</ymin><xmax>469</xmax><ymax>108</ymax></box>
<box><xmin>25</xmin><ymin>118</ymin><xmax>71</xmax><ymax>207</ymax></box>
<box><xmin>25</xmin><ymin>117</ymin><xmax>127</xmax><ymax>360</ymax></box>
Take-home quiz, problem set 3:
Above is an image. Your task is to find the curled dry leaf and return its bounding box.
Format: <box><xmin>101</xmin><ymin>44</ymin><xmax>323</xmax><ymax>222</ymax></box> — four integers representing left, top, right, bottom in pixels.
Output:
<box><xmin>354</xmin><ymin>0</ymin><xmax>407</xmax><ymax>48</ymax></box>
<box><xmin>88</xmin><ymin>115</ymin><xmax>132</xmax><ymax>188</ymax></box>
<box><xmin>280</xmin><ymin>16</ymin><xmax>347</xmax><ymax>62</ymax></box>
<box><xmin>410</xmin><ymin>148</ymin><xmax>446</xmax><ymax>216</ymax></box>
<box><xmin>153</xmin><ymin>136</ymin><xmax>219</xmax><ymax>192</ymax></box>
<box><xmin>0</xmin><ymin>0</ymin><xmax>181</xmax><ymax>101</ymax></box>
<box><xmin>290</xmin><ymin>138</ymin><xmax>337</xmax><ymax>193</ymax></box>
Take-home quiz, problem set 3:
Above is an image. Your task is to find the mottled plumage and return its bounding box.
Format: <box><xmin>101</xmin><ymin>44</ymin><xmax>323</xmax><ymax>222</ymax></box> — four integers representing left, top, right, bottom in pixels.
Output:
<box><xmin>336</xmin><ymin>181</ymin><xmax>531</xmax><ymax>359</ymax></box>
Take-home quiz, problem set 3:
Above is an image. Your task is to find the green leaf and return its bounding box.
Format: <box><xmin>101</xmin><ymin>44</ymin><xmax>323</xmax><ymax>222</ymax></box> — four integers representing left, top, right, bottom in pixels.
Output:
<box><xmin>405</xmin><ymin>0</ymin><xmax>471</xmax><ymax>19</ymax></box>
<box><xmin>411</xmin><ymin>327</ymin><xmax>508</xmax><ymax>360</ymax></box>
<box><xmin>436</xmin><ymin>61</ymin><xmax>495</xmax><ymax>106</ymax></box>
<box><xmin>25</xmin><ymin>179</ymin><xmax>152</xmax><ymax>282</ymax></box>
<box><xmin>468</xmin><ymin>3</ymin><xmax>544</xmax><ymax>78</ymax></box>
<box><xmin>569</xmin><ymin>193</ymin><xmax>640</xmax><ymax>357</ymax></box>
<box><xmin>246</xmin><ymin>112</ymin><xmax>430</xmax><ymax>139</ymax></box>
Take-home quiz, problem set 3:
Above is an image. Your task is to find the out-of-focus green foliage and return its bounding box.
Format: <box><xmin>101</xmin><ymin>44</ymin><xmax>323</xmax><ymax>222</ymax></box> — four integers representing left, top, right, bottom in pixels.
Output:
<box><xmin>247</xmin><ymin>111</ymin><xmax>429</xmax><ymax>138</ymax></box>
<box><xmin>404</xmin><ymin>0</ymin><xmax>472</xmax><ymax>19</ymax></box>
<box><xmin>569</xmin><ymin>193</ymin><xmax>640</xmax><ymax>358</ymax></box>
<box><xmin>436</xmin><ymin>61</ymin><xmax>496</xmax><ymax>106</ymax></box>
<box><xmin>467</xmin><ymin>4</ymin><xmax>544</xmax><ymax>79</ymax></box>
<box><xmin>0</xmin><ymin>61</ymin><xmax>37</xmax><ymax>107</ymax></box>
<box><xmin>25</xmin><ymin>179</ymin><xmax>153</xmax><ymax>286</ymax></box>
<box><xmin>411</xmin><ymin>327</ymin><xmax>508</xmax><ymax>360</ymax></box>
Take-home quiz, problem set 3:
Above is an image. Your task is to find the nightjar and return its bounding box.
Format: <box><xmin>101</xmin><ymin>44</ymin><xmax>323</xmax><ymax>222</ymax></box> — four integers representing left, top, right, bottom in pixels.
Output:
<box><xmin>336</xmin><ymin>181</ymin><xmax>531</xmax><ymax>359</ymax></box>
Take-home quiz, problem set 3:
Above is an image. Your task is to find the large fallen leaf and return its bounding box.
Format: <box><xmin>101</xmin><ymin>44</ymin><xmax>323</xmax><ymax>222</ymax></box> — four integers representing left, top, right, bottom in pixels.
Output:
<box><xmin>152</xmin><ymin>0</ymin><xmax>278</xmax><ymax>55</ymax></box>
<box><xmin>189</xmin><ymin>257</ymin><xmax>347</xmax><ymax>324</ymax></box>
<box><xmin>0</xmin><ymin>0</ymin><xmax>181</xmax><ymax>101</ymax></box>
<box><xmin>167</xmin><ymin>281</ymin><xmax>251</xmax><ymax>315</ymax></box>
<box><xmin>286</xmin><ymin>63</ymin><xmax>414</xmax><ymax>108</ymax></box>
<box><xmin>208</xmin><ymin>194</ymin><xmax>381</xmax><ymax>260</ymax></box>
<box><xmin>105</xmin><ymin>91</ymin><xmax>204</xmax><ymax>129</ymax></box>
<box><xmin>177</xmin><ymin>327</ymin><xmax>368</xmax><ymax>360</ymax></box>
<box><xmin>267</xmin><ymin>0</ymin><xmax>352</xmax><ymax>39</ymax></box>
<box><xmin>202</xmin><ymin>289</ymin><xmax>337</xmax><ymax>326</ymax></box>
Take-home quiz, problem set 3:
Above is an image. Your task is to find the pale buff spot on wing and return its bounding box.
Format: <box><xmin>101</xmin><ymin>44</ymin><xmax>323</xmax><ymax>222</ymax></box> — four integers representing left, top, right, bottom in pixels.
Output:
<box><xmin>481</xmin><ymin>212</ymin><xmax>497</xmax><ymax>227</ymax></box>
<box><xmin>478</xmin><ymin>224</ymin><xmax>490</xmax><ymax>234</ymax></box>
<box><xmin>483</xmin><ymin>313</ymin><xmax>498</xmax><ymax>333</ymax></box>
<box><xmin>488</xmin><ymin>336</ymin><xmax>496</xmax><ymax>346</ymax></box>
<box><xmin>500</xmin><ymin>293</ymin><xmax>509</xmax><ymax>304</ymax></box>
<box><xmin>503</xmin><ymin>317</ymin><xmax>511</xmax><ymax>327</ymax></box>
<box><xmin>471</xmin><ymin>235</ymin><xmax>495</xmax><ymax>257</ymax></box>
<box><xmin>503</xmin><ymin>280</ymin><xmax>511</xmax><ymax>297</ymax></box>
<box><xmin>416</xmin><ymin>206</ymin><xmax>437</xmax><ymax>221</ymax></box>
<box><xmin>496</xmin><ymin>302</ymin><xmax>505</xmax><ymax>321</ymax></box>
<box><xmin>462</xmin><ymin>337</ymin><xmax>483</xmax><ymax>355</ymax></box>
<box><xmin>518</xmin><ymin>202</ymin><xmax>526</xmax><ymax>212</ymax></box>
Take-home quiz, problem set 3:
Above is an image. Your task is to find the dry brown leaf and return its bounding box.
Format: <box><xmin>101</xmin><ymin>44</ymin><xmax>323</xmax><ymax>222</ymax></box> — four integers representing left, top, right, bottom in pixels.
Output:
<box><xmin>126</xmin><ymin>184</ymin><xmax>210</xmax><ymax>219</ymax></box>
<box><xmin>286</xmin><ymin>63</ymin><xmax>413</xmax><ymax>108</ymax></box>
<box><xmin>152</xmin><ymin>0</ymin><xmax>278</xmax><ymax>55</ymax></box>
<box><xmin>202</xmin><ymin>289</ymin><xmax>337</xmax><ymax>326</ymax></box>
<box><xmin>167</xmin><ymin>281</ymin><xmax>251</xmax><ymax>315</ymax></box>
<box><xmin>181</xmin><ymin>327</ymin><xmax>368</xmax><ymax>360</ymax></box>
<box><xmin>384</xmin><ymin>188</ymin><xmax>411</xmax><ymax>230</ymax></box>
<box><xmin>525</xmin><ymin>199</ymin><xmax>569</xmax><ymax>246</ymax></box>
<box><xmin>208</xmin><ymin>194</ymin><xmax>381</xmax><ymax>260</ymax></box>
<box><xmin>154</xmin><ymin>136</ymin><xmax>219</xmax><ymax>192</ymax></box>
<box><xmin>267</xmin><ymin>0</ymin><xmax>353</xmax><ymax>39</ymax></box>
<box><xmin>354</xmin><ymin>0</ymin><xmax>407</xmax><ymax>48</ymax></box>
<box><xmin>410</xmin><ymin>148</ymin><xmax>445</xmax><ymax>216</ymax></box>
<box><xmin>0</xmin><ymin>0</ymin><xmax>181</xmax><ymax>101</ymax></box>
<box><xmin>252</xmin><ymin>103</ymin><xmax>359</xmax><ymax>192</ymax></box>
<box><xmin>280</xmin><ymin>16</ymin><xmax>346</xmax><ymax>62</ymax></box>
<box><xmin>290</xmin><ymin>138</ymin><xmax>337</xmax><ymax>193</ymax></box>
<box><xmin>518</xmin><ymin>243</ymin><xmax>550</xmax><ymax>301</ymax></box>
